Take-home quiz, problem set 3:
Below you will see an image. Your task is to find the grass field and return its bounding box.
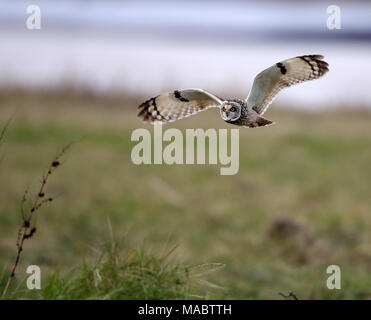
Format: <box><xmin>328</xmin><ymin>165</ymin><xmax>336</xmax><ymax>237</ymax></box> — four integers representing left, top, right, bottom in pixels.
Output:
<box><xmin>1</xmin><ymin>89</ymin><xmax>371</xmax><ymax>299</ymax></box>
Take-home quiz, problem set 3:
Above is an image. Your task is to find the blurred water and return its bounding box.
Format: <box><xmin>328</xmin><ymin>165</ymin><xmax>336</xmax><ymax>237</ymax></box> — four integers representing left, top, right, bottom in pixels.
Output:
<box><xmin>1</xmin><ymin>0</ymin><xmax>371</xmax><ymax>108</ymax></box>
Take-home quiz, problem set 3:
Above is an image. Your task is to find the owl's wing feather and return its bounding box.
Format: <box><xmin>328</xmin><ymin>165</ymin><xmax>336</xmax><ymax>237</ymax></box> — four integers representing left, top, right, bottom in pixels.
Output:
<box><xmin>138</xmin><ymin>88</ymin><xmax>223</xmax><ymax>124</ymax></box>
<box><xmin>246</xmin><ymin>55</ymin><xmax>329</xmax><ymax>115</ymax></box>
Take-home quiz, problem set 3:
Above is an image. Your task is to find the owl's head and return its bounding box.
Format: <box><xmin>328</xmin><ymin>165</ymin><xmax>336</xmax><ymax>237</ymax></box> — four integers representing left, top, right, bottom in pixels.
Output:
<box><xmin>220</xmin><ymin>101</ymin><xmax>241</xmax><ymax>122</ymax></box>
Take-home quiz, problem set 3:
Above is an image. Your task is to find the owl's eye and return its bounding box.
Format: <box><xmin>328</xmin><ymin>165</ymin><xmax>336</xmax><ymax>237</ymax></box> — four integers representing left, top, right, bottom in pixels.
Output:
<box><xmin>230</xmin><ymin>107</ymin><xmax>236</xmax><ymax>112</ymax></box>
<box><xmin>222</xmin><ymin>107</ymin><xmax>226</xmax><ymax>112</ymax></box>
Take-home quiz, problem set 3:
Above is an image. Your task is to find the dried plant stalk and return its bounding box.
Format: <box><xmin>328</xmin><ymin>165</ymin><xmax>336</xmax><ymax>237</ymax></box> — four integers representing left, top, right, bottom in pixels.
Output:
<box><xmin>2</xmin><ymin>143</ymin><xmax>72</xmax><ymax>297</ymax></box>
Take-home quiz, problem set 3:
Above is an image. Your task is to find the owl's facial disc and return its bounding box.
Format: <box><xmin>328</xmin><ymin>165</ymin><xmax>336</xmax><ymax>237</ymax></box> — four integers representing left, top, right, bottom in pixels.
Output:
<box><xmin>220</xmin><ymin>102</ymin><xmax>241</xmax><ymax>122</ymax></box>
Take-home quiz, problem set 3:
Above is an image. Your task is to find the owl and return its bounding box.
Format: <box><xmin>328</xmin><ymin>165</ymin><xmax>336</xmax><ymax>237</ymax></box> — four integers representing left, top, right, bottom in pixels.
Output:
<box><xmin>138</xmin><ymin>55</ymin><xmax>329</xmax><ymax>128</ymax></box>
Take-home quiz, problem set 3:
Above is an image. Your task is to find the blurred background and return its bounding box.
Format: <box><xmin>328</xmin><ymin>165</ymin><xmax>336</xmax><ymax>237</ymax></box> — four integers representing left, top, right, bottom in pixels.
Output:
<box><xmin>1</xmin><ymin>0</ymin><xmax>371</xmax><ymax>107</ymax></box>
<box><xmin>1</xmin><ymin>0</ymin><xmax>371</xmax><ymax>299</ymax></box>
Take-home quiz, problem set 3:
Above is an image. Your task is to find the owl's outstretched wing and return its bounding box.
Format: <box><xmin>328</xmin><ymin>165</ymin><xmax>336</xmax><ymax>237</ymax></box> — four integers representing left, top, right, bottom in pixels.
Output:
<box><xmin>138</xmin><ymin>89</ymin><xmax>223</xmax><ymax>124</ymax></box>
<box><xmin>246</xmin><ymin>55</ymin><xmax>329</xmax><ymax>115</ymax></box>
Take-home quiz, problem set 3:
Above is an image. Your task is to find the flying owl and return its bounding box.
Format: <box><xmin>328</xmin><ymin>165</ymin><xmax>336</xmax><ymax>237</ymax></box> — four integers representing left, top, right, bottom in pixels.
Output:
<box><xmin>138</xmin><ymin>55</ymin><xmax>329</xmax><ymax>128</ymax></box>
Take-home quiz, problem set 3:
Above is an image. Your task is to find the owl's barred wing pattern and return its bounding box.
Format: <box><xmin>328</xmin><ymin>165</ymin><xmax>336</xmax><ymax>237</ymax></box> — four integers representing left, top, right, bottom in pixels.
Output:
<box><xmin>246</xmin><ymin>55</ymin><xmax>329</xmax><ymax>115</ymax></box>
<box><xmin>138</xmin><ymin>89</ymin><xmax>223</xmax><ymax>124</ymax></box>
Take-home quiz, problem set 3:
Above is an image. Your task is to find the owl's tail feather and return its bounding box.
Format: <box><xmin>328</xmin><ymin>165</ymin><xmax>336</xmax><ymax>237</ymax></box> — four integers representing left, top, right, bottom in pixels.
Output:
<box><xmin>248</xmin><ymin>117</ymin><xmax>275</xmax><ymax>128</ymax></box>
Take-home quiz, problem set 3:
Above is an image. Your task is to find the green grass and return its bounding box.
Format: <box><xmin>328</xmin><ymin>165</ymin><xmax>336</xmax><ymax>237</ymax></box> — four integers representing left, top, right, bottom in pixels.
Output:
<box><xmin>1</xmin><ymin>90</ymin><xmax>371</xmax><ymax>299</ymax></box>
<box><xmin>1</xmin><ymin>237</ymin><xmax>224</xmax><ymax>300</ymax></box>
